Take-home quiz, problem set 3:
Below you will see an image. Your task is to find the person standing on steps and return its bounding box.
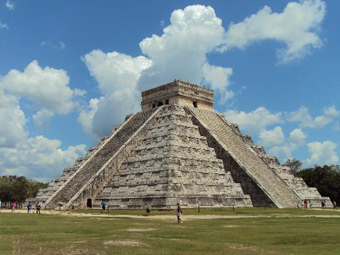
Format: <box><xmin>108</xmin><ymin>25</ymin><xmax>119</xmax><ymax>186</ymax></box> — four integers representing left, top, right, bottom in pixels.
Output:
<box><xmin>176</xmin><ymin>203</ymin><xmax>183</xmax><ymax>224</ymax></box>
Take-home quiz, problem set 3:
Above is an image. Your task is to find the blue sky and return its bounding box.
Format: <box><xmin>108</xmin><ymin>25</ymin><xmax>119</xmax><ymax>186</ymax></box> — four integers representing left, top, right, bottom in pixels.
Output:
<box><xmin>1</xmin><ymin>0</ymin><xmax>339</xmax><ymax>182</ymax></box>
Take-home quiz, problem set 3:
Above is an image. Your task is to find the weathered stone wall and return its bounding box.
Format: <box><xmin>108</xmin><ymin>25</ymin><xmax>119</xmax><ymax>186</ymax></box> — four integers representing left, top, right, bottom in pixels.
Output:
<box><xmin>43</xmin><ymin>109</ymin><xmax>156</xmax><ymax>209</ymax></box>
<box><xmin>189</xmin><ymin>112</ymin><xmax>276</xmax><ymax>207</ymax></box>
<box><xmin>187</xmin><ymin>107</ymin><xmax>300</xmax><ymax>208</ymax></box>
<box><xmin>94</xmin><ymin>105</ymin><xmax>252</xmax><ymax>209</ymax></box>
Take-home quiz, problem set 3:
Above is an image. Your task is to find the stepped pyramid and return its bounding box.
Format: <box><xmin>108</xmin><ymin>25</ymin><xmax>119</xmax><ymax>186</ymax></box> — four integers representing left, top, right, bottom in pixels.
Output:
<box><xmin>34</xmin><ymin>80</ymin><xmax>331</xmax><ymax>209</ymax></box>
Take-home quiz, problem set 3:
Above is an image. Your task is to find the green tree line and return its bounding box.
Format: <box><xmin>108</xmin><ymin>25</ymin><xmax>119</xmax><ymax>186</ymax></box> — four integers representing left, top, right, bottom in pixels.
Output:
<box><xmin>0</xmin><ymin>175</ymin><xmax>48</xmax><ymax>208</ymax></box>
<box><xmin>295</xmin><ymin>165</ymin><xmax>340</xmax><ymax>206</ymax></box>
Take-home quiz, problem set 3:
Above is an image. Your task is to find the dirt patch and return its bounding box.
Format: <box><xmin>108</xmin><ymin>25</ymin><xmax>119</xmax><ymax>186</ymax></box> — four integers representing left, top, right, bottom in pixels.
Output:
<box><xmin>104</xmin><ymin>240</ymin><xmax>148</xmax><ymax>247</ymax></box>
<box><xmin>226</xmin><ymin>243</ymin><xmax>281</xmax><ymax>255</ymax></box>
<box><xmin>223</xmin><ymin>225</ymin><xmax>255</xmax><ymax>228</ymax></box>
<box><xmin>126</xmin><ymin>228</ymin><xmax>157</xmax><ymax>232</ymax></box>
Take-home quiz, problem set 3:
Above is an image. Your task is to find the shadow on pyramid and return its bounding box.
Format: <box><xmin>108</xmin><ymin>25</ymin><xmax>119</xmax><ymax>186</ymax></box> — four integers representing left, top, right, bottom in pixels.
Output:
<box><xmin>30</xmin><ymin>80</ymin><xmax>332</xmax><ymax>210</ymax></box>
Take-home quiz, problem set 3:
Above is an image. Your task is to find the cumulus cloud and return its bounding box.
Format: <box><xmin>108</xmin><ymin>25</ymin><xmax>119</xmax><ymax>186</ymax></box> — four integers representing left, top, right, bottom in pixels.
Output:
<box><xmin>268</xmin><ymin>143</ymin><xmax>298</xmax><ymax>160</ymax></box>
<box><xmin>268</xmin><ymin>128</ymin><xmax>306</xmax><ymax>160</ymax></box>
<box><xmin>289</xmin><ymin>128</ymin><xmax>306</xmax><ymax>146</ymax></box>
<box><xmin>0</xmin><ymin>60</ymin><xmax>78</xmax><ymax>114</ymax></box>
<box><xmin>305</xmin><ymin>141</ymin><xmax>339</xmax><ymax>166</ymax></box>
<box><xmin>286</xmin><ymin>106</ymin><xmax>332</xmax><ymax>128</ymax></box>
<box><xmin>202</xmin><ymin>63</ymin><xmax>234</xmax><ymax>103</ymax></box>
<box><xmin>40</xmin><ymin>40</ymin><xmax>66</xmax><ymax>50</ymax></box>
<box><xmin>226</xmin><ymin>0</ymin><xmax>326</xmax><ymax>63</ymax></box>
<box><xmin>0</xmin><ymin>91</ymin><xmax>27</xmax><ymax>148</ymax></box>
<box><xmin>79</xmin><ymin>50</ymin><xmax>151</xmax><ymax>139</ymax></box>
<box><xmin>33</xmin><ymin>109</ymin><xmax>54</xmax><ymax>130</ymax></box>
<box><xmin>225</xmin><ymin>107</ymin><xmax>283</xmax><ymax>135</ymax></box>
<box><xmin>0</xmin><ymin>88</ymin><xmax>86</xmax><ymax>181</ymax></box>
<box><xmin>5</xmin><ymin>0</ymin><xmax>15</xmax><ymax>10</ymax></box>
<box><xmin>0</xmin><ymin>136</ymin><xmax>86</xmax><ymax>182</ymax></box>
<box><xmin>258</xmin><ymin>126</ymin><xmax>285</xmax><ymax>147</ymax></box>
<box><xmin>334</xmin><ymin>121</ymin><xmax>340</xmax><ymax>131</ymax></box>
<box><xmin>0</xmin><ymin>22</ymin><xmax>9</xmax><ymax>29</ymax></box>
<box><xmin>323</xmin><ymin>105</ymin><xmax>340</xmax><ymax>117</ymax></box>
<box><xmin>138</xmin><ymin>5</ymin><xmax>229</xmax><ymax>92</ymax></box>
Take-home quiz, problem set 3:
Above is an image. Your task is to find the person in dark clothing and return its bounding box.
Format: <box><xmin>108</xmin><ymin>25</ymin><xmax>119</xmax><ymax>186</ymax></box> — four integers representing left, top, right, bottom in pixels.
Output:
<box><xmin>36</xmin><ymin>202</ymin><xmax>41</xmax><ymax>214</ymax></box>
<box><xmin>176</xmin><ymin>203</ymin><xmax>183</xmax><ymax>224</ymax></box>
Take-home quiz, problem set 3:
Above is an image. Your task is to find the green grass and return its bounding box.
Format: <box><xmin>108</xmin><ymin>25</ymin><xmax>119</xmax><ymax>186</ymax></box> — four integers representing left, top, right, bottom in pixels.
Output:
<box><xmin>71</xmin><ymin>207</ymin><xmax>340</xmax><ymax>216</ymax></box>
<box><xmin>1</xmin><ymin>208</ymin><xmax>340</xmax><ymax>255</ymax></box>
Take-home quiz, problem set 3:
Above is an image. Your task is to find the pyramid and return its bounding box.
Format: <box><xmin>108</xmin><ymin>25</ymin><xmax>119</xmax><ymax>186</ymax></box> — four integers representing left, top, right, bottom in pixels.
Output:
<box><xmin>34</xmin><ymin>80</ymin><xmax>331</xmax><ymax>209</ymax></box>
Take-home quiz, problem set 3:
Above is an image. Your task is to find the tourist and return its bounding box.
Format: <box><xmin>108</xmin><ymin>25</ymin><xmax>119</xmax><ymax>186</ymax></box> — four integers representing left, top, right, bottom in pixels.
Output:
<box><xmin>11</xmin><ymin>201</ymin><xmax>16</xmax><ymax>213</ymax></box>
<box><xmin>101</xmin><ymin>200</ymin><xmax>106</xmax><ymax>213</ymax></box>
<box><xmin>27</xmin><ymin>202</ymin><xmax>32</xmax><ymax>213</ymax></box>
<box><xmin>36</xmin><ymin>202</ymin><xmax>41</xmax><ymax>214</ymax></box>
<box><xmin>303</xmin><ymin>199</ymin><xmax>308</xmax><ymax>209</ymax></box>
<box><xmin>321</xmin><ymin>200</ymin><xmax>326</xmax><ymax>209</ymax></box>
<box><xmin>333</xmin><ymin>201</ymin><xmax>337</xmax><ymax>209</ymax></box>
<box><xmin>176</xmin><ymin>203</ymin><xmax>183</xmax><ymax>224</ymax></box>
<box><xmin>146</xmin><ymin>204</ymin><xmax>151</xmax><ymax>215</ymax></box>
<box><xmin>0</xmin><ymin>199</ymin><xmax>2</xmax><ymax>212</ymax></box>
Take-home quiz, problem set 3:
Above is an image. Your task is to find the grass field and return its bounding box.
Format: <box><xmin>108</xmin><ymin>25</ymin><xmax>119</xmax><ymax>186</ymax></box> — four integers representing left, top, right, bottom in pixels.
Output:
<box><xmin>1</xmin><ymin>208</ymin><xmax>340</xmax><ymax>255</ymax></box>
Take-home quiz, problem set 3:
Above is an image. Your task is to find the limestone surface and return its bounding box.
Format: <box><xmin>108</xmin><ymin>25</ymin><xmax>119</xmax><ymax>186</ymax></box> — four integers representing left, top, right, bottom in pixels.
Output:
<box><xmin>31</xmin><ymin>81</ymin><xmax>331</xmax><ymax>209</ymax></box>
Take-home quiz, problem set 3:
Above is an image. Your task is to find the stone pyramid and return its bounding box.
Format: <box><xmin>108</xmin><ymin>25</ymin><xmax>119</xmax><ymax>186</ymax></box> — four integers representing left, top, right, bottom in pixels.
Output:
<box><xmin>34</xmin><ymin>80</ymin><xmax>331</xmax><ymax>209</ymax></box>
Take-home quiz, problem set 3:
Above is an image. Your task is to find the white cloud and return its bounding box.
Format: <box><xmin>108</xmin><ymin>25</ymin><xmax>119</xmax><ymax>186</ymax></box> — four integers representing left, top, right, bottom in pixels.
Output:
<box><xmin>225</xmin><ymin>107</ymin><xmax>283</xmax><ymax>135</ymax></box>
<box><xmin>5</xmin><ymin>0</ymin><xmax>15</xmax><ymax>10</ymax></box>
<box><xmin>0</xmin><ymin>90</ymin><xmax>27</xmax><ymax>148</ymax></box>
<box><xmin>269</xmin><ymin>143</ymin><xmax>298</xmax><ymax>160</ymax></box>
<box><xmin>0</xmin><ymin>136</ymin><xmax>86</xmax><ymax>182</ymax></box>
<box><xmin>0</xmin><ymin>22</ymin><xmax>9</xmax><ymax>29</ymax></box>
<box><xmin>226</xmin><ymin>0</ymin><xmax>326</xmax><ymax>63</ymax></box>
<box><xmin>289</xmin><ymin>128</ymin><xmax>306</xmax><ymax>146</ymax></box>
<box><xmin>267</xmin><ymin>128</ymin><xmax>306</xmax><ymax>161</ymax></box>
<box><xmin>33</xmin><ymin>109</ymin><xmax>54</xmax><ymax>130</ymax></box>
<box><xmin>258</xmin><ymin>126</ymin><xmax>285</xmax><ymax>147</ymax></box>
<box><xmin>202</xmin><ymin>63</ymin><xmax>234</xmax><ymax>103</ymax></box>
<box><xmin>323</xmin><ymin>105</ymin><xmax>340</xmax><ymax>117</ymax></box>
<box><xmin>0</xmin><ymin>60</ymin><xmax>77</xmax><ymax>114</ymax></box>
<box><xmin>305</xmin><ymin>141</ymin><xmax>339</xmax><ymax>166</ymax></box>
<box><xmin>40</xmin><ymin>40</ymin><xmax>66</xmax><ymax>50</ymax></box>
<box><xmin>137</xmin><ymin>5</ymin><xmax>228</xmax><ymax>92</ymax></box>
<box><xmin>334</xmin><ymin>121</ymin><xmax>340</xmax><ymax>131</ymax></box>
<box><xmin>80</xmin><ymin>50</ymin><xmax>151</xmax><ymax>139</ymax></box>
<box><xmin>286</xmin><ymin>106</ymin><xmax>332</xmax><ymax>128</ymax></box>
<box><xmin>0</xmin><ymin>89</ymin><xmax>86</xmax><ymax>181</ymax></box>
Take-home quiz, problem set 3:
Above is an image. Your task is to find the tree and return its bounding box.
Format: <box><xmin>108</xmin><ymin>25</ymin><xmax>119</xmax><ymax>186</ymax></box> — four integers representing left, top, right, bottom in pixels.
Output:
<box><xmin>0</xmin><ymin>175</ymin><xmax>48</xmax><ymax>208</ymax></box>
<box><xmin>296</xmin><ymin>165</ymin><xmax>340</xmax><ymax>205</ymax></box>
<box><xmin>283</xmin><ymin>159</ymin><xmax>302</xmax><ymax>175</ymax></box>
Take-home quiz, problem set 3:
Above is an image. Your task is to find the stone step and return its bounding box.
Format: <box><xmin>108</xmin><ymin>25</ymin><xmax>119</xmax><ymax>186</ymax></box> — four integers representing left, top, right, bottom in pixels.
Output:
<box><xmin>43</xmin><ymin>109</ymin><xmax>155</xmax><ymax>209</ymax></box>
<box><xmin>187</xmin><ymin>107</ymin><xmax>299</xmax><ymax>208</ymax></box>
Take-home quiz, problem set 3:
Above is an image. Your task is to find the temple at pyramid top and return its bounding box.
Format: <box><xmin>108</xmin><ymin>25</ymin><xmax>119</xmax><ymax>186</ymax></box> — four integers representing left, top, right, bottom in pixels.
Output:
<box><xmin>141</xmin><ymin>80</ymin><xmax>214</xmax><ymax>111</ymax></box>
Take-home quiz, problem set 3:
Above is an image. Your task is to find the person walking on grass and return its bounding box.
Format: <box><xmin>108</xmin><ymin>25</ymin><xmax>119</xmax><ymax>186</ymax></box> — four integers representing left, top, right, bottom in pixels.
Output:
<box><xmin>36</xmin><ymin>202</ymin><xmax>41</xmax><ymax>214</ymax></box>
<box><xmin>11</xmin><ymin>201</ymin><xmax>16</xmax><ymax>213</ymax></box>
<box><xmin>176</xmin><ymin>203</ymin><xmax>183</xmax><ymax>224</ymax></box>
<box><xmin>146</xmin><ymin>204</ymin><xmax>151</xmax><ymax>215</ymax></box>
<box><xmin>27</xmin><ymin>202</ymin><xmax>32</xmax><ymax>213</ymax></box>
<box><xmin>101</xmin><ymin>200</ymin><xmax>107</xmax><ymax>213</ymax></box>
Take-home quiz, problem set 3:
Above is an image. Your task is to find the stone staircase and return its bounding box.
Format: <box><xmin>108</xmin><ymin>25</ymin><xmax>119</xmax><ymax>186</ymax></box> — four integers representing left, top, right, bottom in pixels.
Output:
<box><xmin>43</xmin><ymin>109</ymin><xmax>155</xmax><ymax>209</ymax></box>
<box><xmin>187</xmin><ymin>107</ymin><xmax>299</xmax><ymax>208</ymax></box>
<box><xmin>95</xmin><ymin>105</ymin><xmax>252</xmax><ymax>209</ymax></box>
